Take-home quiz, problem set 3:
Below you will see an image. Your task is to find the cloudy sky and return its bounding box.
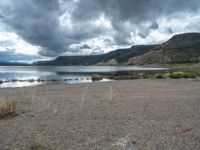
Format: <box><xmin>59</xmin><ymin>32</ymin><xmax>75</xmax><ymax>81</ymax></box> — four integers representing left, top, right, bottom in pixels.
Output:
<box><xmin>0</xmin><ymin>0</ymin><xmax>200</xmax><ymax>62</ymax></box>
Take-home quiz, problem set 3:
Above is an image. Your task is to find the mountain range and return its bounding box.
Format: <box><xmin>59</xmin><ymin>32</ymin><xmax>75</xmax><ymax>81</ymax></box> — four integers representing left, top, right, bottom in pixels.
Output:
<box><xmin>34</xmin><ymin>45</ymin><xmax>157</xmax><ymax>66</ymax></box>
<box><xmin>1</xmin><ymin>32</ymin><xmax>200</xmax><ymax>66</ymax></box>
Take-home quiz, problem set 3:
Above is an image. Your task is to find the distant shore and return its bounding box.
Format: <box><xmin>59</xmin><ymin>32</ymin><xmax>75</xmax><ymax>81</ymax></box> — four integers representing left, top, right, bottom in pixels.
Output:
<box><xmin>0</xmin><ymin>79</ymin><xmax>200</xmax><ymax>149</ymax></box>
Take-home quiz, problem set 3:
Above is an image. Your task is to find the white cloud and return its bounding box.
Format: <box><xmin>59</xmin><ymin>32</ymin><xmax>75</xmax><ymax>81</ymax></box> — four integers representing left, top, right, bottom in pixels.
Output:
<box><xmin>0</xmin><ymin>32</ymin><xmax>40</xmax><ymax>55</ymax></box>
<box><xmin>92</xmin><ymin>15</ymin><xmax>112</xmax><ymax>29</ymax></box>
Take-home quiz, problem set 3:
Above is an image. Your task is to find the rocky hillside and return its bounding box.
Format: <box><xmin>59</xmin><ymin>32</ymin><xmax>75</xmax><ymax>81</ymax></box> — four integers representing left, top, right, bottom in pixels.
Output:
<box><xmin>127</xmin><ymin>33</ymin><xmax>200</xmax><ymax>65</ymax></box>
<box><xmin>32</xmin><ymin>32</ymin><xmax>200</xmax><ymax>66</ymax></box>
<box><xmin>35</xmin><ymin>45</ymin><xmax>157</xmax><ymax>66</ymax></box>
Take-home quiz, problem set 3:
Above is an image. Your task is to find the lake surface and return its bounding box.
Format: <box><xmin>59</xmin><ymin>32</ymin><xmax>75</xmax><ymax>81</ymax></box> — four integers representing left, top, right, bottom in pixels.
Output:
<box><xmin>0</xmin><ymin>66</ymin><xmax>169</xmax><ymax>88</ymax></box>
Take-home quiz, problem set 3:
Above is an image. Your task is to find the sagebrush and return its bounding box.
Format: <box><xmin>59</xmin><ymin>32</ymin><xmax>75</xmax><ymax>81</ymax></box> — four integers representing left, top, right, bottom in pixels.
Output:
<box><xmin>0</xmin><ymin>101</ymin><xmax>16</xmax><ymax>118</ymax></box>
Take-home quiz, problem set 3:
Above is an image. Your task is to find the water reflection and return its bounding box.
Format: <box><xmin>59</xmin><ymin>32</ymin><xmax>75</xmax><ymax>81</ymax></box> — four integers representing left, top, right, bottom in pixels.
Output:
<box><xmin>0</xmin><ymin>78</ymin><xmax>112</xmax><ymax>88</ymax></box>
<box><xmin>0</xmin><ymin>66</ymin><xmax>169</xmax><ymax>88</ymax></box>
<box><xmin>0</xmin><ymin>81</ymin><xmax>42</xmax><ymax>88</ymax></box>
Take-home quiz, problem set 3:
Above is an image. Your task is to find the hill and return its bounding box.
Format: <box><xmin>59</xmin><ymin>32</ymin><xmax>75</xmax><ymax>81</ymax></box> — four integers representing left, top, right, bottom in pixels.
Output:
<box><xmin>34</xmin><ymin>45</ymin><xmax>157</xmax><ymax>66</ymax></box>
<box><xmin>1</xmin><ymin>32</ymin><xmax>199</xmax><ymax>66</ymax></box>
<box><xmin>127</xmin><ymin>33</ymin><xmax>200</xmax><ymax>65</ymax></box>
<box><xmin>0</xmin><ymin>61</ymin><xmax>30</xmax><ymax>66</ymax></box>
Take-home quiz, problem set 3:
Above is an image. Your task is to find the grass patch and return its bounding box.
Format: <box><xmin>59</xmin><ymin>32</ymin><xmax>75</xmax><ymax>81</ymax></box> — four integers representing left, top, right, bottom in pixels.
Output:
<box><xmin>0</xmin><ymin>101</ymin><xmax>16</xmax><ymax>119</ymax></box>
<box><xmin>182</xmin><ymin>72</ymin><xmax>196</xmax><ymax>78</ymax></box>
<box><xmin>109</xmin><ymin>71</ymin><xmax>200</xmax><ymax>80</ymax></box>
<box><xmin>169</xmin><ymin>72</ymin><xmax>198</xmax><ymax>79</ymax></box>
<box><xmin>169</xmin><ymin>72</ymin><xmax>185</xmax><ymax>79</ymax></box>
<box><xmin>195</xmin><ymin>72</ymin><xmax>200</xmax><ymax>77</ymax></box>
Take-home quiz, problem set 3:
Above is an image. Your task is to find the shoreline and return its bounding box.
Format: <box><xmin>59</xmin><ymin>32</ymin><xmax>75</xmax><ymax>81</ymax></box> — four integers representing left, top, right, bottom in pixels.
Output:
<box><xmin>1</xmin><ymin>68</ymin><xmax>200</xmax><ymax>88</ymax></box>
<box><xmin>1</xmin><ymin>63</ymin><xmax>199</xmax><ymax>88</ymax></box>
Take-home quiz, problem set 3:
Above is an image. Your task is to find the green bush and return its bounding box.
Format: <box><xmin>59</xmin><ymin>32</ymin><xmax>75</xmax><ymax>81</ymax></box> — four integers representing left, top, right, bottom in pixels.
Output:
<box><xmin>182</xmin><ymin>72</ymin><xmax>196</xmax><ymax>78</ymax></box>
<box><xmin>169</xmin><ymin>72</ymin><xmax>198</xmax><ymax>79</ymax></box>
<box><xmin>195</xmin><ymin>72</ymin><xmax>200</xmax><ymax>77</ymax></box>
<box><xmin>169</xmin><ymin>72</ymin><xmax>184</xmax><ymax>79</ymax></box>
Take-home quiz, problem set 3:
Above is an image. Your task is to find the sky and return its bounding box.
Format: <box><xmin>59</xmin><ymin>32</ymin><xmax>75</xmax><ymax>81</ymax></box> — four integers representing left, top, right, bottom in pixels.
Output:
<box><xmin>0</xmin><ymin>0</ymin><xmax>200</xmax><ymax>62</ymax></box>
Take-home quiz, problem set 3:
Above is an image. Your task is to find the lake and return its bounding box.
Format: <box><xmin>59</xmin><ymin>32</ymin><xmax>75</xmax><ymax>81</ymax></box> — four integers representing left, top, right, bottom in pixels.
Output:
<box><xmin>0</xmin><ymin>66</ymin><xmax>169</xmax><ymax>88</ymax></box>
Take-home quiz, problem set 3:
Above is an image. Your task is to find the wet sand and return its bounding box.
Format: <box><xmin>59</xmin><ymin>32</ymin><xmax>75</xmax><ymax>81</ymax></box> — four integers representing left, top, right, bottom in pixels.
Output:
<box><xmin>0</xmin><ymin>79</ymin><xmax>200</xmax><ymax>150</ymax></box>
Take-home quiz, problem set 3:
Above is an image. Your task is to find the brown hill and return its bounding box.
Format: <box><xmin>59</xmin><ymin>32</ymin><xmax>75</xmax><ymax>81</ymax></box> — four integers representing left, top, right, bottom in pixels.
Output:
<box><xmin>127</xmin><ymin>33</ymin><xmax>200</xmax><ymax>65</ymax></box>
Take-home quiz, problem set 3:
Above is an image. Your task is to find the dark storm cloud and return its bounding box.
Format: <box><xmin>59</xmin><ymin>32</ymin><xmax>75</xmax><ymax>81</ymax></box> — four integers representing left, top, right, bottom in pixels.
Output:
<box><xmin>0</xmin><ymin>0</ymin><xmax>200</xmax><ymax>58</ymax></box>
<box><xmin>64</xmin><ymin>24</ymin><xmax>106</xmax><ymax>41</ymax></box>
<box><xmin>0</xmin><ymin>12</ymin><xmax>4</xmax><ymax>20</ymax></box>
<box><xmin>72</xmin><ymin>0</ymin><xmax>200</xmax><ymax>43</ymax></box>
<box><xmin>113</xmin><ymin>31</ymin><xmax>132</xmax><ymax>45</ymax></box>
<box><xmin>168</xmin><ymin>27</ymin><xmax>173</xmax><ymax>34</ymax></box>
<box><xmin>150</xmin><ymin>22</ymin><xmax>159</xmax><ymax>30</ymax></box>
<box><xmin>0</xmin><ymin>0</ymin><xmax>71</xmax><ymax>57</ymax></box>
<box><xmin>79</xmin><ymin>44</ymin><xmax>91</xmax><ymax>49</ymax></box>
<box><xmin>72</xmin><ymin>0</ymin><xmax>199</xmax><ymax>22</ymax></box>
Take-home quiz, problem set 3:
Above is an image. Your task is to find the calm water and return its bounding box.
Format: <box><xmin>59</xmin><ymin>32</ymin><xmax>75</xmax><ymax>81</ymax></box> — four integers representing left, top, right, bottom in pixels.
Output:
<box><xmin>0</xmin><ymin>66</ymin><xmax>168</xmax><ymax>88</ymax></box>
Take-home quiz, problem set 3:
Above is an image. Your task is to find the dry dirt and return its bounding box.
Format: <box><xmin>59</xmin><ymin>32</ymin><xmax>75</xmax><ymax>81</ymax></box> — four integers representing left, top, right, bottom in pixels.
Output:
<box><xmin>0</xmin><ymin>79</ymin><xmax>200</xmax><ymax>150</ymax></box>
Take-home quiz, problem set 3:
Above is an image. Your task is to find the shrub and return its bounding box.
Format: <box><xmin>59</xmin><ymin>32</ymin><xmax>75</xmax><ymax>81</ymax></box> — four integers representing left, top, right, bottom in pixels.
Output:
<box><xmin>126</xmin><ymin>73</ymin><xmax>145</xmax><ymax>79</ymax></box>
<box><xmin>91</xmin><ymin>74</ymin><xmax>103</xmax><ymax>82</ymax></box>
<box><xmin>137</xmin><ymin>73</ymin><xmax>145</xmax><ymax>79</ymax></box>
<box><xmin>28</xmin><ymin>79</ymin><xmax>35</xmax><ymax>83</ymax></box>
<box><xmin>169</xmin><ymin>72</ymin><xmax>184</xmax><ymax>79</ymax></box>
<box><xmin>155</xmin><ymin>74</ymin><xmax>166</xmax><ymax>79</ymax></box>
<box><xmin>182</xmin><ymin>72</ymin><xmax>196</xmax><ymax>78</ymax></box>
<box><xmin>0</xmin><ymin>101</ymin><xmax>16</xmax><ymax>118</ymax></box>
<box><xmin>169</xmin><ymin>72</ymin><xmax>198</xmax><ymax>79</ymax></box>
<box><xmin>0</xmin><ymin>80</ymin><xmax>3</xmax><ymax>84</ymax></box>
<box><xmin>195</xmin><ymin>72</ymin><xmax>200</xmax><ymax>77</ymax></box>
<box><xmin>143</xmin><ymin>74</ymin><xmax>152</xmax><ymax>79</ymax></box>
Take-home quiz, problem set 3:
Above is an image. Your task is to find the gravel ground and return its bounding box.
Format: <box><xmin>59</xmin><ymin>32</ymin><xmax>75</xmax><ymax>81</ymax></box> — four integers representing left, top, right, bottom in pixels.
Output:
<box><xmin>0</xmin><ymin>79</ymin><xmax>200</xmax><ymax>150</ymax></box>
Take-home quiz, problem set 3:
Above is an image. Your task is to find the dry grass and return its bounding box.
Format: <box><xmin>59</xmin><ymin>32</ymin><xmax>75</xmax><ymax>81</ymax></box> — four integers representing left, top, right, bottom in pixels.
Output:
<box><xmin>0</xmin><ymin>101</ymin><xmax>16</xmax><ymax>118</ymax></box>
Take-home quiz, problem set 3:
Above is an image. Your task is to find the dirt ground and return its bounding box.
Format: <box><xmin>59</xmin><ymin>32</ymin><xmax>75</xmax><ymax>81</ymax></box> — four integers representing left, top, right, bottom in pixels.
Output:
<box><xmin>0</xmin><ymin>79</ymin><xmax>200</xmax><ymax>150</ymax></box>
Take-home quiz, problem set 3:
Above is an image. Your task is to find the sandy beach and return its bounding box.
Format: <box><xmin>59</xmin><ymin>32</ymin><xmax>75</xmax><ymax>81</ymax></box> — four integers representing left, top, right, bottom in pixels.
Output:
<box><xmin>0</xmin><ymin>79</ymin><xmax>200</xmax><ymax>150</ymax></box>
